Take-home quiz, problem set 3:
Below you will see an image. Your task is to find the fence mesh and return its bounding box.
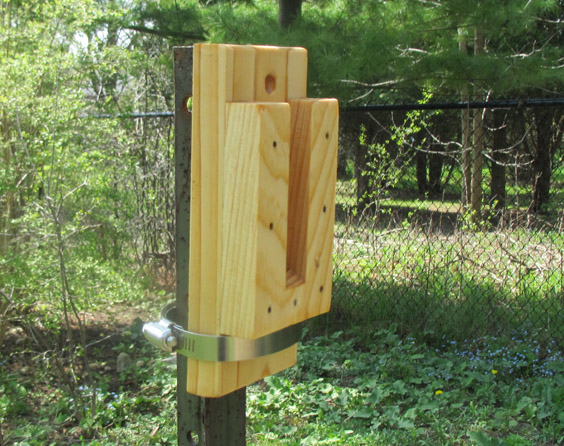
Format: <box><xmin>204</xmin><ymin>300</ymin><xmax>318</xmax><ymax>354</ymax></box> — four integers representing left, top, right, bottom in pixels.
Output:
<box><xmin>329</xmin><ymin>105</ymin><xmax>564</xmax><ymax>344</ymax></box>
<box><xmin>110</xmin><ymin>103</ymin><xmax>564</xmax><ymax>345</ymax></box>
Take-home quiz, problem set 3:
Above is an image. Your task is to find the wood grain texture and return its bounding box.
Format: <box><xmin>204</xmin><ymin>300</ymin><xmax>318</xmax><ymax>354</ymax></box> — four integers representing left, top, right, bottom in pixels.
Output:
<box><xmin>188</xmin><ymin>43</ymin><xmax>338</xmax><ymax>397</ymax></box>
<box><xmin>298</xmin><ymin>99</ymin><xmax>339</xmax><ymax>318</ymax></box>
<box><xmin>220</xmin><ymin>102</ymin><xmax>290</xmax><ymax>339</ymax></box>
<box><xmin>281</xmin><ymin>99</ymin><xmax>339</xmax><ymax>330</ymax></box>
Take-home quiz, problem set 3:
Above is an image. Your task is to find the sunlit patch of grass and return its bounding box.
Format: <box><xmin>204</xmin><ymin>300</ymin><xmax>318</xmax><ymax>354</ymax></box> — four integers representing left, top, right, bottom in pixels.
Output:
<box><xmin>247</xmin><ymin>328</ymin><xmax>564</xmax><ymax>445</ymax></box>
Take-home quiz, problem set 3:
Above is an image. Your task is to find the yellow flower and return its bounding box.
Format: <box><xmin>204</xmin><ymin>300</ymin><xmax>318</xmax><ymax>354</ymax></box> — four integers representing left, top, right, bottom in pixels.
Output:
<box><xmin>492</xmin><ymin>369</ymin><xmax>498</xmax><ymax>375</ymax></box>
<box><xmin>435</xmin><ymin>390</ymin><xmax>443</xmax><ymax>395</ymax></box>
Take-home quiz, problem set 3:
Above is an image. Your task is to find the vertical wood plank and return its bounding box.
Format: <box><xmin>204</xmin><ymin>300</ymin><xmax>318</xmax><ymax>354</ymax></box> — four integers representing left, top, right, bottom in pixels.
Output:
<box><xmin>287</xmin><ymin>48</ymin><xmax>308</xmax><ymax>99</ymax></box>
<box><xmin>232</xmin><ymin>46</ymin><xmax>255</xmax><ymax>102</ymax></box>
<box><xmin>220</xmin><ymin>101</ymin><xmax>292</xmax><ymax>338</ymax></box>
<box><xmin>305</xmin><ymin>99</ymin><xmax>339</xmax><ymax>317</ymax></box>
<box><xmin>285</xmin><ymin>98</ymin><xmax>339</xmax><ymax>323</ymax></box>
<box><xmin>189</xmin><ymin>43</ymin><xmax>219</xmax><ymax>397</ymax></box>
<box><xmin>255</xmin><ymin>103</ymin><xmax>291</xmax><ymax>336</ymax></box>
<box><xmin>220</xmin><ymin>103</ymin><xmax>261</xmax><ymax>337</ymax></box>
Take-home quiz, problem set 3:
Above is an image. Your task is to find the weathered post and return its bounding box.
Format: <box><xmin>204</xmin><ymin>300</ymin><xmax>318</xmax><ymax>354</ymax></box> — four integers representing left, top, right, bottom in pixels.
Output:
<box><xmin>173</xmin><ymin>45</ymin><xmax>246</xmax><ymax>446</ymax></box>
<box><xmin>146</xmin><ymin>43</ymin><xmax>338</xmax><ymax>445</ymax></box>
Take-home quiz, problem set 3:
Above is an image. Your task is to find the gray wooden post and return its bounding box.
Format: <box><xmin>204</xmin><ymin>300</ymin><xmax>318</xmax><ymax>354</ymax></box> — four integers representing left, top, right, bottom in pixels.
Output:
<box><xmin>173</xmin><ymin>46</ymin><xmax>247</xmax><ymax>446</ymax></box>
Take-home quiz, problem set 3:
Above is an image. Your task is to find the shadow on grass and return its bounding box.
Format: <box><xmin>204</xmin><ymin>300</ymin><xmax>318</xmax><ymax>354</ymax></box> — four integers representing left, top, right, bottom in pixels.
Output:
<box><xmin>309</xmin><ymin>270</ymin><xmax>564</xmax><ymax>346</ymax></box>
<box><xmin>335</xmin><ymin>202</ymin><xmax>461</xmax><ymax>235</ymax></box>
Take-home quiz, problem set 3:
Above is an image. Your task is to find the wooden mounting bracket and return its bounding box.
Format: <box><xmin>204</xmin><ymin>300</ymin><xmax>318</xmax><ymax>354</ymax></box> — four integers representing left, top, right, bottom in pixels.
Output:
<box><xmin>188</xmin><ymin>43</ymin><xmax>339</xmax><ymax>397</ymax></box>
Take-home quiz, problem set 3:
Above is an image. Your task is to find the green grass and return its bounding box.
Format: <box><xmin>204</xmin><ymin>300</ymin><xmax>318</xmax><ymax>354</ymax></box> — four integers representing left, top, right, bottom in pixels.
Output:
<box><xmin>247</xmin><ymin>328</ymin><xmax>564</xmax><ymax>445</ymax></box>
<box><xmin>5</xmin><ymin>222</ymin><xmax>561</xmax><ymax>444</ymax></box>
<box><xmin>3</xmin><ymin>326</ymin><xmax>563</xmax><ymax>445</ymax></box>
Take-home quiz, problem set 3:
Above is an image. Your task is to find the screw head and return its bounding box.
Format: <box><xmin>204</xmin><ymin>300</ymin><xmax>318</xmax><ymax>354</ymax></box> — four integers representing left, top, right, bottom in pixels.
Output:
<box><xmin>165</xmin><ymin>334</ymin><xmax>178</xmax><ymax>349</ymax></box>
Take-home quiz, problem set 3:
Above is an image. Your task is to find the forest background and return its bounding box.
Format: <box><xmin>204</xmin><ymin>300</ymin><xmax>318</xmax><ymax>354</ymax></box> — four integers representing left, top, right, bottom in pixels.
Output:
<box><xmin>2</xmin><ymin>0</ymin><xmax>564</xmax><ymax>444</ymax></box>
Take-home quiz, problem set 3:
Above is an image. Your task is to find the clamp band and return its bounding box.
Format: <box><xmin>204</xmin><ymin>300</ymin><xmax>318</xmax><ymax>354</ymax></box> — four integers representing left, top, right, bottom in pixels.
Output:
<box><xmin>172</xmin><ymin>322</ymin><xmax>302</xmax><ymax>362</ymax></box>
<box><xmin>143</xmin><ymin>303</ymin><xmax>302</xmax><ymax>362</ymax></box>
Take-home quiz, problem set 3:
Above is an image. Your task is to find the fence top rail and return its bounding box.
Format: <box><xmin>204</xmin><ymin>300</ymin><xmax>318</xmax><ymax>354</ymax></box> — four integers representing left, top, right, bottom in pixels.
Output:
<box><xmin>83</xmin><ymin>111</ymin><xmax>174</xmax><ymax>119</ymax></box>
<box><xmin>83</xmin><ymin>97</ymin><xmax>564</xmax><ymax>119</ymax></box>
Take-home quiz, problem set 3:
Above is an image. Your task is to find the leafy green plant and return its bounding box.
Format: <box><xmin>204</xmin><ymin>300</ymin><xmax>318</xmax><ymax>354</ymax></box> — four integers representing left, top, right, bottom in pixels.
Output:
<box><xmin>246</xmin><ymin>328</ymin><xmax>564</xmax><ymax>445</ymax></box>
<box><xmin>3</xmin><ymin>321</ymin><xmax>563</xmax><ymax>445</ymax></box>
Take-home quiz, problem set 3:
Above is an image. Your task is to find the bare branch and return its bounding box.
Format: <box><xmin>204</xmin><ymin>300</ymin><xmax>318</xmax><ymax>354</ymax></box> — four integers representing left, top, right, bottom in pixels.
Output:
<box><xmin>0</xmin><ymin>289</ymin><xmax>14</xmax><ymax>306</ymax></box>
<box><xmin>341</xmin><ymin>79</ymin><xmax>404</xmax><ymax>89</ymax></box>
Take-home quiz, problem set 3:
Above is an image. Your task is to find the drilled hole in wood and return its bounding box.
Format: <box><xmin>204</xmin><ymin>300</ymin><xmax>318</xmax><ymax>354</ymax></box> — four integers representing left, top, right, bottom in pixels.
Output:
<box><xmin>325</xmin><ymin>131</ymin><xmax>329</xmax><ymax>139</ymax></box>
<box><xmin>319</xmin><ymin>286</ymin><xmax>324</xmax><ymax>292</ymax></box>
<box><xmin>323</xmin><ymin>205</ymin><xmax>327</xmax><ymax>213</ymax></box>
<box><xmin>182</xmin><ymin>96</ymin><xmax>193</xmax><ymax>114</ymax></box>
<box><xmin>273</xmin><ymin>140</ymin><xmax>277</xmax><ymax>148</ymax></box>
<box><xmin>268</xmin><ymin>306</ymin><xmax>272</xmax><ymax>314</ymax></box>
<box><xmin>265</xmin><ymin>74</ymin><xmax>276</xmax><ymax>94</ymax></box>
<box><xmin>269</xmin><ymin>223</ymin><xmax>274</xmax><ymax>230</ymax></box>
<box><xmin>187</xmin><ymin>431</ymin><xmax>199</xmax><ymax>445</ymax></box>
<box><xmin>294</xmin><ymin>299</ymin><xmax>298</xmax><ymax>306</ymax></box>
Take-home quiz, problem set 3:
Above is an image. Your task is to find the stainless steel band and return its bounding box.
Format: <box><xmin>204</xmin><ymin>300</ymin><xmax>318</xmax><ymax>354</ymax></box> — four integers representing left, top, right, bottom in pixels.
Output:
<box><xmin>143</xmin><ymin>303</ymin><xmax>302</xmax><ymax>362</ymax></box>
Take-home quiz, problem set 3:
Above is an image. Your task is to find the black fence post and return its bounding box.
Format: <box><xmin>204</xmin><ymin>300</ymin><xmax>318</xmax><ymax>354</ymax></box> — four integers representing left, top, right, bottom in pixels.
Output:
<box><xmin>173</xmin><ymin>45</ymin><xmax>247</xmax><ymax>446</ymax></box>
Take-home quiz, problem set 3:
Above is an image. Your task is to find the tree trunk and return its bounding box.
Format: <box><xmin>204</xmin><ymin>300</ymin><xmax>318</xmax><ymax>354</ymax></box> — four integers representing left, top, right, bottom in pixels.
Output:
<box><xmin>491</xmin><ymin>110</ymin><xmax>506</xmax><ymax>212</ymax></box>
<box><xmin>470</xmin><ymin>28</ymin><xmax>485</xmax><ymax>225</ymax></box>
<box><xmin>461</xmin><ymin>107</ymin><xmax>472</xmax><ymax>206</ymax></box>
<box><xmin>459</xmin><ymin>28</ymin><xmax>472</xmax><ymax>207</ymax></box>
<box><xmin>103</xmin><ymin>23</ymin><xmax>120</xmax><ymax>103</ymax></box>
<box><xmin>530</xmin><ymin>109</ymin><xmax>553</xmax><ymax>213</ymax></box>
<box><xmin>428</xmin><ymin>152</ymin><xmax>444</xmax><ymax>196</ymax></box>
<box><xmin>279</xmin><ymin>0</ymin><xmax>302</xmax><ymax>29</ymax></box>
<box><xmin>354</xmin><ymin>138</ymin><xmax>370</xmax><ymax>211</ymax></box>
<box><xmin>471</xmin><ymin>108</ymin><xmax>485</xmax><ymax>224</ymax></box>
<box><xmin>416</xmin><ymin>150</ymin><xmax>427</xmax><ymax>195</ymax></box>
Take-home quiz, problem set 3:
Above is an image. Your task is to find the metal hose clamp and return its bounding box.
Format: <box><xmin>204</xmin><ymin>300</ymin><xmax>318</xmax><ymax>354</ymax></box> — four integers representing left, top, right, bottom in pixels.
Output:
<box><xmin>143</xmin><ymin>303</ymin><xmax>302</xmax><ymax>362</ymax></box>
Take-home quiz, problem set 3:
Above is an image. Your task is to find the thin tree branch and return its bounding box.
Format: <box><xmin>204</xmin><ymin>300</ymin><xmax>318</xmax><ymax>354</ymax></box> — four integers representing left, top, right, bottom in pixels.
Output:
<box><xmin>122</xmin><ymin>24</ymin><xmax>204</xmax><ymax>41</ymax></box>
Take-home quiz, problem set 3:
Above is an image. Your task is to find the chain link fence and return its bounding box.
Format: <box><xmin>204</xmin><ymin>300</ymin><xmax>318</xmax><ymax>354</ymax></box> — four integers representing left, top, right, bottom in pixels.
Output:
<box><xmin>93</xmin><ymin>102</ymin><xmax>564</xmax><ymax>346</ymax></box>
<box><xmin>329</xmin><ymin>104</ymin><xmax>564</xmax><ymax>344</ymax></box>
